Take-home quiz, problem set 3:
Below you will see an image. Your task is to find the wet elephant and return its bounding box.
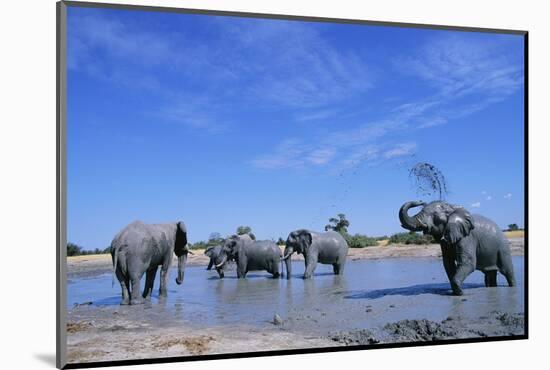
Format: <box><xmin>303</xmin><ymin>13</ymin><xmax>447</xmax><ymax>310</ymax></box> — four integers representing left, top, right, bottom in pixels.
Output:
<box><xmin>217</xmin><ymin>235</ymin><xmax>282</xmax><ymax>278</ymax></box>
<box><xmin>111</xmin><ymin>220</ymin><xmax>191</xmax><ymax>305</ymax></box>
<box><xmin>205</xmin><ymin>244</ymin><xmax>227</xmax><ymax>278</ymax></box>
<box><xmin>399</xmin><ymin>200</ymin><xmax>516</xmax><ymax>295</ymax></box>
<box><xmin>283</xmin><ymin>229</ymin><xmax>349</xmax><ymax>279</ymax></box>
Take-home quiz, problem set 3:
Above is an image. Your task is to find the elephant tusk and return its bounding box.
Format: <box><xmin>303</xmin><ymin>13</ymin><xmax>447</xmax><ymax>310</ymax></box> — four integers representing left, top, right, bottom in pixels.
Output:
<box><xmin>215</xmin><ymin>255</ymin><xmax>227</xmax><ymax>268</ymax></box>
<box><xmin>281</xmin><ymin>253</ymin><xmax>292</xmax><ymax>260</ymax></box>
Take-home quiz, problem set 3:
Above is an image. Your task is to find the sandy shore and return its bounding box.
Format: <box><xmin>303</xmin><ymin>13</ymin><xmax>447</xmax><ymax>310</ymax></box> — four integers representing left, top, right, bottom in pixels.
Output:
<box><xmin>67</xmin><ymin>237</ymin><xmax>525</xmax><ymax>278</ymax></box>
<box><xmin>66</xmin><ymin>304</ymin><xmax>524</xmax><ymax>364</ymax></box>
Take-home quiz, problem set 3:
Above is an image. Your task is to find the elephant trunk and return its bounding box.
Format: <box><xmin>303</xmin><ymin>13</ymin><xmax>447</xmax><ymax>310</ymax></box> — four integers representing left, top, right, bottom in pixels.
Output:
<box><xmin>283</xmin><ymin>246</ymin><xmax>293</xmax><ymax>279</ymax></box>
<box><xmin>399</xmin><ymin>201</ymin><xmax>425</xmax><ymax>231</ymax></box>
<box><xmin>175</xmin><ymin>254</ymin><xmax>186</xmax><ymax>285</ymax></box>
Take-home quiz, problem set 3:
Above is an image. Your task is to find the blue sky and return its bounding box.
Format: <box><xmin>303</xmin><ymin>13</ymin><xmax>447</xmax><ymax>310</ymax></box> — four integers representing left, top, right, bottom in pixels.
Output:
<box><xmin>67</xmin><ymin>7</ymin><xmax>525</xmax><ymax>249</ymax></box>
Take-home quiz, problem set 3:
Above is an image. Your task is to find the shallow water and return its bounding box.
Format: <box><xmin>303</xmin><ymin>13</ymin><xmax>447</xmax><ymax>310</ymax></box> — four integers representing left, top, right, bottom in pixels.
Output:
<box><xmin>67</xmin><ymin>257</ymin><xmax>524</xmax><ymax>334</ymax></box>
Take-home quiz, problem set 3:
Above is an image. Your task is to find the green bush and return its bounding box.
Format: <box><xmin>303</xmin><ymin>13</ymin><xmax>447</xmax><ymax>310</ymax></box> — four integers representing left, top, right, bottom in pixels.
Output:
<box><xmin>67</xmin><ymin>243</ymin><xmax>111</xmax><ymax>256</ymax></box>
<box><xmin>388</xmin><ymin>232</ymin><xmax>435</xmax><ymax>245</ymax></box>
<box><xmin>345</xmin><ymin>233</ymin><xmax>379</xmax><ymax>248</ymax></box>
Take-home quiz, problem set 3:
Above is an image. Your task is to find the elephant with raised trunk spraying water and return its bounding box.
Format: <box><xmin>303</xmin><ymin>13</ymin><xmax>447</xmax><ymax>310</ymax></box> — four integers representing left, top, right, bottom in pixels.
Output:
<box><xmin>111</xmin><ymin>220</ymin><xmax>191</xmax><ymax>305</ymax></box>
<box><xmin>283</xmin><ymin>229</ymin><xmax>349</xmax><ymax>279</ymax></box>
<box><xmin>399</xmin><ymin>200</ymin><xmax>516</xmax><ymax>295</ymax></box>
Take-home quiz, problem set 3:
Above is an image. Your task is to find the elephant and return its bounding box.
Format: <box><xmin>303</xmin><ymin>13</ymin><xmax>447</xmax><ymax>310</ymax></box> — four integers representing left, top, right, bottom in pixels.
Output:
<box><xmin>205</xmin><ymin>244</ymin><xmax>228</xmax><ymax>278</ymax></box>
<box><xmin>217</xmin><ymin>234</ymin><xmax>282</xmax><ymax>278</ymax></box>
<box><xmin>399</xmin><ymin>200</ymin><xmax>516</xmax><ymax>295</ymax></box>
<box><xmin>111</xmin><ymin>220</ymin><xmax>191</xmax><ymax>305</ymax></box>
<box><xmin>282</xmin><ymin>229</ymin><xmax>349</xmax><ymax>279</ymax></box>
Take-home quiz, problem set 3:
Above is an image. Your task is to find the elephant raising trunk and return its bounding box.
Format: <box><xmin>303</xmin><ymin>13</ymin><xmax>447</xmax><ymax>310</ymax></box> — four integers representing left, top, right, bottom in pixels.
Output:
<box><xmin>399</xmin><ymin>200</ymin><xmax>425</xmax><ymax>232</ymax></box>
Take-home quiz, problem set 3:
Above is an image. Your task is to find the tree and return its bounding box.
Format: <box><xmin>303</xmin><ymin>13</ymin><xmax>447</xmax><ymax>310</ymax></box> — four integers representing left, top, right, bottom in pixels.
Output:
<box><xmin>276</xmin><ymin>237</ymin><xmax>285</xmax><ymax>246</ymax></box>
<box><xmin>508</xmin><ymin>223</ymin><xmax>519</xmax><ymax>231</ymax></box>
<box><xmin>324</xmin><ymin>213</ymin><xmax>350</xmax><ymax>235</ymax></box>
<box><xmin>67</xmin><ymin>242</ymin><xmax>83</xmax><ymax>256</ymax></box>
<box><xmin>207</xmin><ymin>232</ymin><xmax>224</xmax><ymax>246</ymax></box>
<box><xmin>236</xmin><ymin>226</ymin><xmax>256</xmax><ymax>240</ymax></box>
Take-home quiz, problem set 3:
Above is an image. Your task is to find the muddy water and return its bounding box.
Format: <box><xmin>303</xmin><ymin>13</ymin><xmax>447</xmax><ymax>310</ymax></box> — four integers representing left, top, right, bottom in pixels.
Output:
<box><xmin>68</xmin><ymin>257</ymin><xmax>524</xmax><ymax>335</ymax></box>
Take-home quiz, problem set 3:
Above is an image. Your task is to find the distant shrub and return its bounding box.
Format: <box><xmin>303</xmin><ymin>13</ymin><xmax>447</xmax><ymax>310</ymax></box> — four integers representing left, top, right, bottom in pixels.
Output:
<box><xmin>189</xmin><ymin>241</ymin><xmax>208</xmax><ymax>250</ymax></box>
<box><xmin>345</xmin><ymin>233</ymin><xmax>379</xmax><ymax>248</ymax></box>
<box><xmin>277</xmin><ymin>237</ymin><xmax>285</xmax><ymax>246</ymax></box>
<box><xmin>388</xmin><ymin>232</ymin><xmax>435</xmax><ymax>245</ymax></box>
<box><xmin>67</xmin><ymin>243</ymin><xmax>111</xmax><ymax>256</ymax></box>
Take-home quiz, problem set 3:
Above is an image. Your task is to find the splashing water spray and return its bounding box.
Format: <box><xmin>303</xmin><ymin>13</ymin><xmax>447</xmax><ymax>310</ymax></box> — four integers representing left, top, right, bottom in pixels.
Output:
<box><xmin>409</xmin><ymin>162</ymin><xmax>448</xmax><ymax>200</ymax></box>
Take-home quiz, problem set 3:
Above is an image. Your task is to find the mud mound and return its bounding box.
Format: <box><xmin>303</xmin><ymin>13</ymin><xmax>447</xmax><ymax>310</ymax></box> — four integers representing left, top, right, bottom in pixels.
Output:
<box><xmin>328</xmin><ymin>311</ymin><xmax>525</xmax><ymax>345</ymax></box>
<box><xmin>329</xmin><ymin>329</ymin><xmax>380</xmax><ymax>345</ymax></box>
<box><xmin>383</xmin><ymin>319</ymin><xmax>456</xmax><ymax>341</ymax></box>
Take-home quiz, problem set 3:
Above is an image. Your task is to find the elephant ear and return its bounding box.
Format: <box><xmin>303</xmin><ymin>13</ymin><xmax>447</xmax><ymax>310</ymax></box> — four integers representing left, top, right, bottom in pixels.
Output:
<box><xmin>204</xmin><ymin>245</ymin><xmax>214</xmax><ymax>257</ymax></box>
<box><xmin>174</xmin><ymin>221</ymin><xmax>188</xmax><ymax>256</ymax></box>
<box><xmin>298</xmin><ymin>230</ymin><xmax>313</xmax><ymax>251</ymax></box>
<box><xmin>444</xmin><ymin>208</ymin><xmax>474</xmax><ymax>244</ymax></box>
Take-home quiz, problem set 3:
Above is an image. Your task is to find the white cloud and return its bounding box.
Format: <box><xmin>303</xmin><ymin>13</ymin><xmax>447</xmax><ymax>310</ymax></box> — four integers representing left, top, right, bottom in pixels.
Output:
<box><xmin>306</xmin><ymin>148</ymin><xmax>336</xmax><ymax>165</ymax></box>
<box><xmin>384</xmin><ymin>143</ymin><xmax>417</xmax><ymax>159</ymax></box>
<box><xmin>504</xmin><ymin>193</ymin><xmax>513</xmax><ymax>199</ymax></box>
<box><xmin>481</xmin><ymin>190</ymin><xmax>487</xmax><ymax>194</ymax></box>
<box><xmin>486</xmin><ymin>195</ymin><xmax>493</xmax><ymax>201</ymax></box>
<box><xmin>471</xmin><ymin>202</ymin><xmax>481</xmax><ymax>208</ymax></box>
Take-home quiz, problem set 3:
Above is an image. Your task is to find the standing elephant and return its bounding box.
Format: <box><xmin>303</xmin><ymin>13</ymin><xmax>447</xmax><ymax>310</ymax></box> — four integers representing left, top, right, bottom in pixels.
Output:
<box><xmin>282</xmin><ymin>229</ymin><xmax>349</xmax><ymax>279</ymax></box>
<box><xmin>399</xmin><ymin>200</ymin><xmax>516</xmax><ymax>295</ymax></box>
<box><xmin>111</xmin><ymin>220</ymin><xmax>191</xmax><ymax>305</ymax></box>
<box><xmin>217</xmin><ymin>234</ymin><xmax>282</xmax><ymax>278</ymax></box>
<box><xmin>205</xmin><ymin>244</ymin><xmax>227</xmax><ymax>278</ymax></box>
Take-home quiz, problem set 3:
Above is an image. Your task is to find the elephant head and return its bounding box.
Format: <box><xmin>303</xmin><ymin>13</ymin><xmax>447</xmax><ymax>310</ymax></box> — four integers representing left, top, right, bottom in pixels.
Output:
<box><xmin>173</xmin><ymin>221</ymin><xmax>189</xmax><ymax>285</ymax></box>
<box><xmin>215</xmin><ymin>235</ymin><xmax>242</xmax><ymax>269</ymax></box>
<box><xmin>282</xmin><ymin>229</ymin><xmax>312</xmax><ymax>279</ymax></box>
<box><xmin>399</xmin><ymin>201</ymin><xmax>474</xmax><ymax>243</ymax></box>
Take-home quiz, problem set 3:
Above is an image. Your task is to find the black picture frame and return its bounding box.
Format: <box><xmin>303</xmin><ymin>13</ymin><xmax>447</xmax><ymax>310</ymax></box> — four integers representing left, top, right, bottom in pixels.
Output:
<box><xmin>57</xmin><ymin>1</ymin><xmax>528</xmax><ymax>368</ymax></box>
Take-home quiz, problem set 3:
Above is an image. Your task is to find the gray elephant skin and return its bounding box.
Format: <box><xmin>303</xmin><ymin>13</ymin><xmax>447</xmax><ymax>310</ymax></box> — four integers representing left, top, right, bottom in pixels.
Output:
<box><xmin>205</xmin><ymin>244</ymin><xmax>228</xmax><ymax>278</ymax></box>
<box><xmin>399</xmin><ymin>200</ymin><xmax>516</xmax><ymax>295</ymax></box>
<box><xmin>111</xmin><ymin>220</ymin><xmax>190</xmax><ymax>305</ymax></box>
<box><xmin>283</xmin><ymin>229</ymin><xmax>349</xmax><ymax>279</ymax></box>
<box><xmin>218</xmin><ymin>234</ymin><xmax>282</xmax><ymax>278</ymax></box>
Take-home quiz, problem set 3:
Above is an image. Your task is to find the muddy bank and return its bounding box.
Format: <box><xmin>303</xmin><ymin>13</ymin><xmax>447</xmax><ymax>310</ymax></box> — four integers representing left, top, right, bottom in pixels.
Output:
<box><xmin>329</xmin><ymin>311</ymin><xmax>524</xmax><ymax>345</ymax></box>
<box><xmin>67</xmin><ymin>237</ymin><xmax>524</xmax><ymax>278</ymax></box>
<box><xmin>66</xmin><ymin>310</ymin><xmax>332</xmax><ymax>363</ymax></box>
<box><xmin>66</xmin><ymin>309</ymin><xmax>524</xmax><ymax>364</ymax></box>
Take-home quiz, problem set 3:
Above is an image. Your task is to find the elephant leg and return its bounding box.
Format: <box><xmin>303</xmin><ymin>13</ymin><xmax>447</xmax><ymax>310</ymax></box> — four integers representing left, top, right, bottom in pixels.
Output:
<box><xmin>303</xmin><ymin>254</ymin><xmax>318</xmax><ymax>279</ymax></box>
<box><xmin>115</xmin><ymin>268</ymin><xmax>130</xmax><ymax>305</ymax></box>
<box><xmin>332</xmin><ymin>262</ymin><xmax>345</xmax><ymax>275</ymax></box>
<box><xmin>130</xmin><ymin>273</ymin><xmax>145</xmax><ymax>305</ymax></box>
<box><xmin>142</xmin><ymin>267</ymin><xmax>157</xmax><ymax>299</ymax></box>
<box><xmin>207</xmin><ymin>259</ymin><xmax>214</xmax><ymax>271</ymax></box>
<box><xmin>271</xmin><ymin>259</ymin><xmax>281</xmax><ymax>278</ymax></box>
<box><xmin>216</xmin><ymin>267</ymin><xmax>224</xmax><ymax>279</ymax></box>
<box><xmin>484</xmin><ymin>270</ymin><xmax>498</xmax><ymax>287</ymax></box>
<box><xmin>498</xmin><ymin>250</ymin><xmax>516</xmax><ymax>287</ymax></box>
<box><xmin>441</xmin><ymin>246</ymin><xmax>457</xmax><ymax>283</ymax></box>
<box><xmin>450</xmin><ymin>263</ymin><xmax>475</xmax><ymax>296</ymax></box>
<box><xmin>502</xmin><ymin>269</ymin><xmax>516</xmax><ymax>287</ymax></box>
<box><xmin>159</xmin><ymin>268</ymin><xmax>169</xmax><ymax>297</ymax></box>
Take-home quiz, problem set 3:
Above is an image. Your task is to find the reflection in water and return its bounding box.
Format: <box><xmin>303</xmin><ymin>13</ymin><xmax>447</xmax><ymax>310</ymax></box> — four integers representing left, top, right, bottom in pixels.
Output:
<box><xmin>68</xmin><ymin>257</ymin><xmax>524</xmax><ymax>332</ymax></box>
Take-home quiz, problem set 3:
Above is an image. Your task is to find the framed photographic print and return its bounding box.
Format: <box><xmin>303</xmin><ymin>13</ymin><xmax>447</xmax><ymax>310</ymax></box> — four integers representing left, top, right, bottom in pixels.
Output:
<box><xmin>57</xmin><ymin>1</ymin><xmax>527</xmax><ymax>368</ymax></box>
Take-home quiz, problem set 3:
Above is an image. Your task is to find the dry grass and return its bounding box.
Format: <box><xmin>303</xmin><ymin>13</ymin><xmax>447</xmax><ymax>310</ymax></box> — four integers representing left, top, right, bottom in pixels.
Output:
<box><xmin>68</xmin><ymin>254</ymin><xmax>111</xmax><ymax>262</ymax></box>
<box><xmin>67</xmin><ymin>322</ymin><xmax>92</xmax><ymax>333</ymax></box>
<box><xmin>504</xmin><ymin>230</ymin><xmax>524</xmax><ymax>238</ymax></box>
<box><xmin>154</xmin><ymin>336</ymin><xmax>215</xmax><ymax>354</ymax></box>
